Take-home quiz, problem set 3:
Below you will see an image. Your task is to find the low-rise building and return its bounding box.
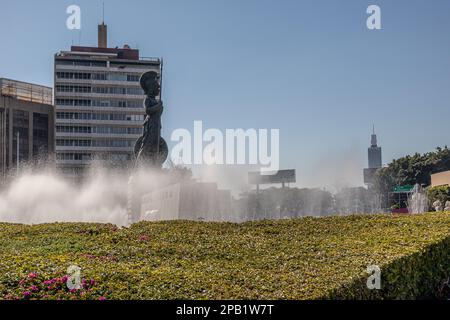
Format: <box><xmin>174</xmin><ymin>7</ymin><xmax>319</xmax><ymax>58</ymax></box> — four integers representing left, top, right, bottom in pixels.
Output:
<box><xmin>431</xmin><ymin>170</ymin><xmax>450</xmax><ymax>187</ymax></box>
<box><xmin>0</xmin><ymin>78</ymin><xmax>54</xmax><ymax>182</ymax></box>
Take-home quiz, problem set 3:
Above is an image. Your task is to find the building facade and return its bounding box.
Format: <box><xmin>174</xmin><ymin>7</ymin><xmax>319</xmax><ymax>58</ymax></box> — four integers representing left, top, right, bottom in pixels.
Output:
<box><xmin>431</xmin><ymin>170</ymin><xmax>450</xmax><ymax>188</ymax></box>
<box><xmin>54</xmin><ymin>24</ymin><xmax>161</xmax><ymax>179</ymax></box>
<box><xmin>0</xmin><ymin>78</ymin><xmax>55</xmax><ymax>182</ymax></box>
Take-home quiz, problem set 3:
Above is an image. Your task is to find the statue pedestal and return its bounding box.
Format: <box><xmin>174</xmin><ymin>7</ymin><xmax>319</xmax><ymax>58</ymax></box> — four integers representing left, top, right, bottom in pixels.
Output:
<box><xmin>139</xmin><ymin>181</ymin><xmax>232</xmax><ymax>222</ymax></box>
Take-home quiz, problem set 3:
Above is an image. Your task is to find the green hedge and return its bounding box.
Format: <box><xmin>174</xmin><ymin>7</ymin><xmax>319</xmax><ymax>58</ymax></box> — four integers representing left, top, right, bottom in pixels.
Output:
<box><xmin>0</xmin><ymin>213</ymin><xmax>449</xmax><ymax>300</ymax></box>
<box><xmin>326</xmin><ymin>236</ymin><xmax>450</xmax><ymax>299</ymax></box>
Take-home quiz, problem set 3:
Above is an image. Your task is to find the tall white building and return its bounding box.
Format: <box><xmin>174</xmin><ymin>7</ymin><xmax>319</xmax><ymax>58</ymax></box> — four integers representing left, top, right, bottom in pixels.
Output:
<box><xmin>54</xmin><ymin>23</ymin><xmax>161</xmax><ymax>179</ymax></box>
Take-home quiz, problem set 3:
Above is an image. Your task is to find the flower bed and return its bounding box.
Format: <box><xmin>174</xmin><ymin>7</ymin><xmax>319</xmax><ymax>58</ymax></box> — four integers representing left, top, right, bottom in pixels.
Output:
<box><xmin>0</xmin><ymin>213</ymin><xmax>449</xmax><ymax>299</ymax></box>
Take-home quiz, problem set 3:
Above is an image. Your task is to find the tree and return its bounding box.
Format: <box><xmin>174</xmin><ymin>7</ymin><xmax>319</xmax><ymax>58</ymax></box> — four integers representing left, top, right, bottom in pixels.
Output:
<box><xmin>373</xmin><ymin>146</ymin><xmax>450</xmax><ymax>196</ymax></box>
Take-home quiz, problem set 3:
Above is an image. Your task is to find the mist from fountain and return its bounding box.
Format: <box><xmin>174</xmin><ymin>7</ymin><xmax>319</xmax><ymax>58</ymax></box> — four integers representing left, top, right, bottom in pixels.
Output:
<box><xmin>407</xmin><ymin>183</ymin><xmax>429</xmax><ymax>214</ymax></box>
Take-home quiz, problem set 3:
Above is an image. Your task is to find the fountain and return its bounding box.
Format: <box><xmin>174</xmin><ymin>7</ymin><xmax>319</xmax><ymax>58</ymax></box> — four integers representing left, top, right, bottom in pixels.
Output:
<box><xmin>407</xmin><ymin>184</ymin><xmax>429</xmax><ymax>214</ymax></box>
<box><xmin>126</xmin><ymin>71</ymin><xmax>232</xmax><ymax>224</ymax></box>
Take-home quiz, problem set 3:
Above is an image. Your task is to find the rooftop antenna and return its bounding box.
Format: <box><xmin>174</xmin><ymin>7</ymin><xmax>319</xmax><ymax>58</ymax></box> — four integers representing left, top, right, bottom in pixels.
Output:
<box><xmin>102</xmin><ymin>2</ymin><xmax>105</xmax><ymax>24</ymax></box>
<box><xmin>371</xmin><ymin>124</ymin><xmax>378</xmax><ymax>147</ymax></box>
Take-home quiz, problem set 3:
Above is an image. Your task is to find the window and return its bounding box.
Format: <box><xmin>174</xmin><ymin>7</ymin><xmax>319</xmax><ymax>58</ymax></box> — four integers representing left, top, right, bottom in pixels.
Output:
<box><xmin>127</xmin><ymin>74</ymin><xmax>140</xmax><ymax>82</ymax></box>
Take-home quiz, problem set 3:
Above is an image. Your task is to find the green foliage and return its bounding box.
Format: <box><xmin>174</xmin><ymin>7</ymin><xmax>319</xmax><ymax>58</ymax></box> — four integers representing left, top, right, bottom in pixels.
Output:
<box><xmin>372</xmin><ymin>147</ymin><xmax>450</xmax><ymax>210</ymax></box>
<box><xmin>427</xmin><ymin>185</ymin><xmax>450</xmax><ymax>207</ymax></box>
<box><xmin>0</xmin><ymin>213</ymin><xmax>449</xmax><ymax>300</ymax></box>
<box><xmin>373</xmin><ymin>146</ymin><xmax>450</xmax><ymax>195</ymax></box>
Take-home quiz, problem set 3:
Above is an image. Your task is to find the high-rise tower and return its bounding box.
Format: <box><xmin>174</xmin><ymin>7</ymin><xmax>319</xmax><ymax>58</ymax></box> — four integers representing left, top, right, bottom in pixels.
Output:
<box><xmin>364</xmin><ymin>126</ymin><xmax>382</xmax><ymax>185</ymax></box>
<box><xmin>368</xmin><ymin>125</ymin><xmax>382</xmax><ymax>169</ymax></box>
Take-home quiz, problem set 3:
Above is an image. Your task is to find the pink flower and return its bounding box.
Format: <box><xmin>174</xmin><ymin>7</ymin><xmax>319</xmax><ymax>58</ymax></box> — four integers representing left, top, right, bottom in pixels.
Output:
<box><xmin>30</xmin><ymin>285</ymin><xmax>39</xmax><ymax>292</ymax></box>
<box><xmin>23</xmin><ymin>291</ymin><xmax>32</xmax><ymax>299</ymax></box>
<box><xmin>98</xmin><ymin>296</ymin><xmax>106</xmax><ymax>301</ymax></box>
<box><xmin>28</xmin><ymin>273</ymin><xmax>37</xmax><ymax>279</ymax></box>
<box><xmin>139</xmin><ymin>235</ymin><xmax>150</xmax><ymax>241</ymax></box>
<box><xmin>90</xmin><ymin>279</ymin><xmax>95</xmax><ymax>286</ymax></box>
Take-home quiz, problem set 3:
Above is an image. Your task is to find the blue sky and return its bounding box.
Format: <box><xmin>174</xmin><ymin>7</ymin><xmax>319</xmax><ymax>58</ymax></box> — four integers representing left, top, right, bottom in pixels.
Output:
<box><xmin>1</xmin><ymin>0</ymin><xmax>450</xmax><ymax>189</ymax></box>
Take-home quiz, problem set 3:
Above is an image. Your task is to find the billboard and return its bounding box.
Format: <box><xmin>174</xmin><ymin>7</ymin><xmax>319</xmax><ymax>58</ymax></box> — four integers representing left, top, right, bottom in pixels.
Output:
<box><xmin>248</xmin><ymin>169</ymin><xmax>296</xmax><ymax>185</ymax></box>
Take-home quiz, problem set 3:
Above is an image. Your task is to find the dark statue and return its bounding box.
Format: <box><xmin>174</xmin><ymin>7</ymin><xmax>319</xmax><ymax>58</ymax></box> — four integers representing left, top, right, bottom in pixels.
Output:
<box><xmin>134</xmin><ymin>71</ymin><xmax>168</xmax><ymax>167</ymax></box>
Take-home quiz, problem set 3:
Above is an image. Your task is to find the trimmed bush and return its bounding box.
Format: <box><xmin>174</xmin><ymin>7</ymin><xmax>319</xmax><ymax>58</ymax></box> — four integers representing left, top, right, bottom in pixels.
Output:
<box><xmin>0</xmin><ymin>213</ymin><xmax>449</xmax><ymax>300</ymax></box>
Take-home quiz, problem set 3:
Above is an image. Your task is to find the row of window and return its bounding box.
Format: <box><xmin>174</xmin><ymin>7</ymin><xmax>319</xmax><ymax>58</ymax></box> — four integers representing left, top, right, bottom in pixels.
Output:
<box><xmin>57</xmin><ymin>139</ymin><xmax>91</xmax><ymax>147</ymax></box>
<box><xmin>91</xmin><ymin>100</ymin><xmax>142</xmax><ymax>108</ymax></box>
<box><xmin>56</xmin><ymin>99</ymin><xmax>143</xmax><ymax>108</ymax></box>
<box><xmin>56</xmin><ymin>139</ymin><xmax>135</xmax><ymax>148</ymax></box>
<box><xmin>56</xmin><ymin>60</ymin><xmax>154</xmax><ymax>70</ymax></box>
<box><xmin>57</xmin><ymin>153</ymin><xmax>93</xmax><ymax>161</ymax></box>
<box><xmin>56</xmin><ymin>99</ymin><xmax>91</xmax><ymax>107</ymax></box>
<box><xmin>56</xmin><ymin>60</ymin><xmax>107</xmax><ymax>67</ymax></box>
<box><xmin>91</xmin><ymin>86</ymin><xmax>143</xmax><ymax>95</ymax></box>
<box><xmin>56</xmin><ymin>72</ymin><xmax>140</xmax><ymax>82</ymax></box>
<box><xmin>56</xmin><ymin>112</ymin><xmax>145</xmax><ymax>122</ymax></box>
<box><xmin>57</xmin><ymin>153</ymin><xmax>132</xmax><ymax>162</ymax></box>
<box><xmin>56</xmin><ymin>85</ymin><xmax>91</xmax><ymax>93</ymax></box>
<box><xmin>56</xmin><ymin>125</ymin><xmax>142</xmax><ymax>135</ymax></box>
<box><xmin>56</xmin><ymin>85</ymin><xmax>143</xmax><ymax>96</ymax></box>
<box><xmin>56</xmin><ymin>72</ymin><xmax>91</xmax><ymax>80</ymax></box>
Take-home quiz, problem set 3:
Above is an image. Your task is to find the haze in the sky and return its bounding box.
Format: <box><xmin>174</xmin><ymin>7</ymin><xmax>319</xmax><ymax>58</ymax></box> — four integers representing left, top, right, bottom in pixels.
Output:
<box><xmin>1</xmin><ymin>0</ymin><xmax>450</xmax><ymax>190</ymax></box>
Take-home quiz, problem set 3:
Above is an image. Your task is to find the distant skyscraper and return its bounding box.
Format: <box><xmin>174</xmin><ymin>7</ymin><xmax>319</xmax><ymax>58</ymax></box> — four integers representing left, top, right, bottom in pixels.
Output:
<box><xmin>364</xmin><ymin>126</ymin><xmax>382</xmax><ymax>185</ymax></box>
<box><xmin>368</xmin><ymin>126</ymin><xmax>382</xmax><ymax>169</ymax></box>
<box><xmin>54</xmin><ymin>23</ymin><xmax>161</xmax><ymax>179</ymax></box>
